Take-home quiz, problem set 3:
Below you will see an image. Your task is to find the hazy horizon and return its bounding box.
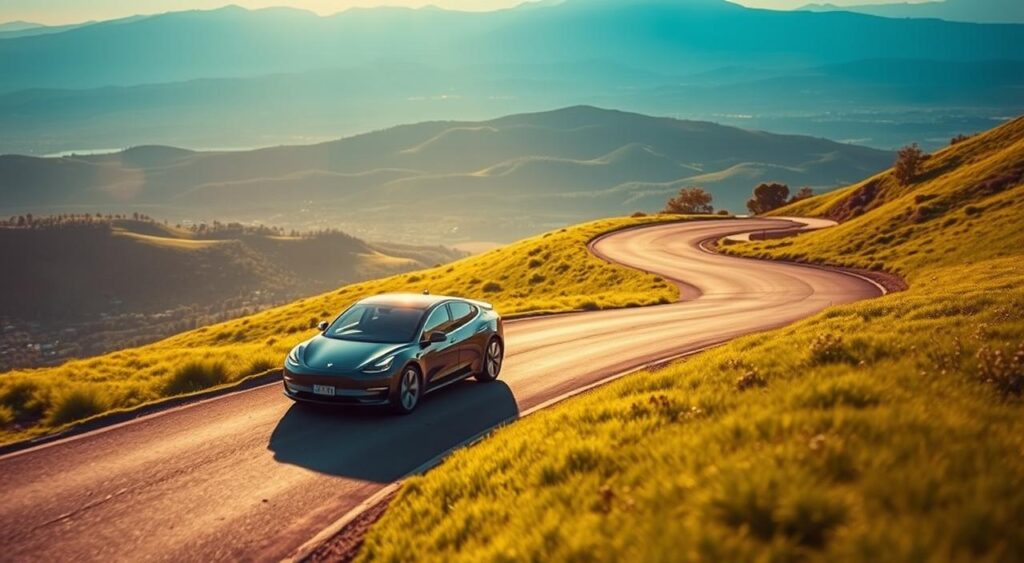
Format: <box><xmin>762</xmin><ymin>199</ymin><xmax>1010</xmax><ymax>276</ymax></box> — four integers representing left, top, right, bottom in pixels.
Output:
<box><xmin>0</xmin><ymin>0</ymin><xmax>936</xmax><ymax>26</ymax></box>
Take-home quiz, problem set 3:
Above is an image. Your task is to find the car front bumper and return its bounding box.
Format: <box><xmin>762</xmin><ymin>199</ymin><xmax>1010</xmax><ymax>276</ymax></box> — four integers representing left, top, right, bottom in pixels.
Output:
<box><xmin>282</xmin><ymin>366</ymin><xmax>395</xmax><ymax>406</ymax></box>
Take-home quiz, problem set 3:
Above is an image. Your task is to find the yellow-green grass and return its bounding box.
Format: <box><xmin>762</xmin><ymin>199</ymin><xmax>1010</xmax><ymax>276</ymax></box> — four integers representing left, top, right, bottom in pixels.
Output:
<box><xmin>113</xmin><ymin>231</ymin><xmax>228</xmax><ymax>249</ymax></box>
<box><xmin>358</xmin><ymin>117</ymin><xmax>1024</xmax><ymax>561</ymax></box>
<box><xmin>0</xmin><ymin>215</ymin><xmax>686</xmax><ymax>445</ymax></box>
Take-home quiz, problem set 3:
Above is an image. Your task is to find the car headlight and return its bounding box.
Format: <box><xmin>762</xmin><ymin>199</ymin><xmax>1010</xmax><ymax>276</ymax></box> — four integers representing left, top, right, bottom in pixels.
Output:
<box><xmin>286</xmin><ymin>346</ymin><xmax>303</xmax><ymax>366</ymax></box>
<box><xmin>362</xmin><ymin>355</ymin><xmax>395</xmax><ymax>374</ymax></box>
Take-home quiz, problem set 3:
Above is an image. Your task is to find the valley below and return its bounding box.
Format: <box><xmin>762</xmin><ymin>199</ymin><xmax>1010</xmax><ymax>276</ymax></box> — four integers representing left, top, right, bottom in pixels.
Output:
<box><xmin>0</xmin><ymin>215</ymin><xmax>462</xmax><ymax>371</ymax></box>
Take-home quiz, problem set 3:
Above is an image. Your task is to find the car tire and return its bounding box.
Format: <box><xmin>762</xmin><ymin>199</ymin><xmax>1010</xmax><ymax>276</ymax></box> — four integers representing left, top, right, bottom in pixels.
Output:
<box><xmin>475</xmin><ymin>337</ymin><xmax>504</xmax><ymax>382</ymax></box>
<box><xmin>390</xmin><ymin>365</ymin><xmax>423</xmax><ymax>414</ymax></box>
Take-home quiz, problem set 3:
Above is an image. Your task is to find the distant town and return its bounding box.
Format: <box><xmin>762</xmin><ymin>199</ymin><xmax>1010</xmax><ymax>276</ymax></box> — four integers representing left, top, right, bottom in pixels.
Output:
<box><xmin>0</xmin><ymin>287</ymin><xmax>294</xmax><ymax>371</ymax></box>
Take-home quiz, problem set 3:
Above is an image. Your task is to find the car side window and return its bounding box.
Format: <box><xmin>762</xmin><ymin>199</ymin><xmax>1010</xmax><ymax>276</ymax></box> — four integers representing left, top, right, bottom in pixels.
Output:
<box><xmin>448</xmin><ymin>302</ymin><xmax>477</xmax><ymax>331</ymax></box>
<box><xmin>421</xmin><ymin>305</ymin><xmax>452</xmax><ymax>336</ymax></box>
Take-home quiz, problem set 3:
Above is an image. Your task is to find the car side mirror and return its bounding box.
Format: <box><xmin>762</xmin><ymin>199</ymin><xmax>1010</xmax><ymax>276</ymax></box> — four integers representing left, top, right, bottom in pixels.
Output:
<box><xmin>317</xmin><ymin>321</ymin><xmax>329</xmax><ymax>332</ymax></box>
<box><xmin>423</xmin><ymin>331</ymin><xmax>447</xmax><ymax>345</ymax></box>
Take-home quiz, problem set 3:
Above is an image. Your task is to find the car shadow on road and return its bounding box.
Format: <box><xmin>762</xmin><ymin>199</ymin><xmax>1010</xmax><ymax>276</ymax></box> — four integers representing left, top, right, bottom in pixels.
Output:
<box><xmin>267</xmin><ymin>380</ymin><xmax>519</xmax><ymax>483</ymax></box>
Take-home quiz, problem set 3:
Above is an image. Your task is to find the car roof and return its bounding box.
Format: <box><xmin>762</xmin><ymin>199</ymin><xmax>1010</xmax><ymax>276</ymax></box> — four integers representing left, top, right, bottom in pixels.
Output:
<box><xmin>358</xmin><ymin>293</ymin><xmax>462</xmax><ymax>310</ymax></box>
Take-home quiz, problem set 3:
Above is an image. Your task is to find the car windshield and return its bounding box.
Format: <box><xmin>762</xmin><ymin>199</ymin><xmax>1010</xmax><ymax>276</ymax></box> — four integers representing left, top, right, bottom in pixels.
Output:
<box><xmin>323</xmin><ymin>304</ymin><xmax>425</xmax><ymax>344</ymax></box>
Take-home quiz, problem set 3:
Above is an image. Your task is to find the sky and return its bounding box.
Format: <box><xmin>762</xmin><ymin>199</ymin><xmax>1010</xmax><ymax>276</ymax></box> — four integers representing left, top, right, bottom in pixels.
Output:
<box><xmin>0</xmin><ymin>0</ymin><xmax>933</xmax><ymax>26</ymax></box>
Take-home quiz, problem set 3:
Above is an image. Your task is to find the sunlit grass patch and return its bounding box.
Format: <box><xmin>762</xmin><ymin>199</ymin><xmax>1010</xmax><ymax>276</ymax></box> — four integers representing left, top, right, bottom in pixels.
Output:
<box><xmin>164</xmin><ymin>360</ymin><xmax>230</xmax><ymax>395</ymax></box>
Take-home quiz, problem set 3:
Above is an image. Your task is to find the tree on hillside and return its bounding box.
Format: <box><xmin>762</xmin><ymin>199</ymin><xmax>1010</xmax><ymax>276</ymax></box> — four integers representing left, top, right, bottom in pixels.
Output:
<box><xmin>746</xmin><ymin>183</ymin><xmax>790</xmax><ymax>215</ymax></box>
<box><xmin>664</xmin><ymin>187</ymin><xmax>714</xmax><ymax>214</ymax></box>
<box><xmin>894</xmin><ymin>143</ymin><xmax>925</xmax><ymax>186</ymax></box>
<box><xmin>789</xmin><ymin>187</ymin><xmax>815</xmax><ymax>203</ymax></box>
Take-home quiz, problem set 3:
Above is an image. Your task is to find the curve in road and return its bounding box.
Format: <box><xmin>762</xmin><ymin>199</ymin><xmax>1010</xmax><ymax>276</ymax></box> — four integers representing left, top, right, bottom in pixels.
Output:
<box><xmin>0</xmin><ymin>219</ymin><xmax>880</xmax><ymax>562</ymax></box>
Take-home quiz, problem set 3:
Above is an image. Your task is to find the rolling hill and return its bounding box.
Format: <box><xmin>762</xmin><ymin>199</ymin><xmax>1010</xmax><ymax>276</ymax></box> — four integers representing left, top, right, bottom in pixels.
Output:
<box><xmin>801</xmin><ymin>0</ymin><xmax>1024</xmax><ymax>24</ymax></box>
<box><xmin>0</xmin><ymin>106</ymin><xmax>893</xmax><ymax>243</ymax></box>
<box><xmin>357</xmin><ymin>114</ymin><xmax>1024</xmax><ymax>561</ymax></box>
<box><xmin>0</xmin><ymin>216</ymin><xmax>462</xmax><ymax>370</ymax></box>
<box><xmin>0</xmin><ymin>219</ymin><xmax>460</xmax><ymax>319</ymax></box>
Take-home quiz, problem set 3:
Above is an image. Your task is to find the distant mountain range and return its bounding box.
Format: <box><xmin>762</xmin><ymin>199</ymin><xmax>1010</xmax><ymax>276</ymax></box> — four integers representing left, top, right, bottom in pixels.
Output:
<box><xmin>0</xmin><ymin>1</ymin><xmax>1021</xmax><ymax>155</ymax></box>
<box><xmin>1</xmin><ymin>1</ymin><xmax>1020</xmax><ymax>93</ymax></box>
<box><xmin>0</xmin><ymin>106</ymin><xmax>893</xmax><ymax>243</ymax></box>
<box><xmin>800</xmin><ymin>0</ymin><xmax>1024</xmax><ymax>24</ymax></box>
<box><xmin>3</xmin><ymin>57</ymin><xmax>1017</xmax><ymax>155</ymax></box>
<box><xmin>0</xmin><ymin>19</ymin><xmax>103</xmax><ymax>39</ymax></box>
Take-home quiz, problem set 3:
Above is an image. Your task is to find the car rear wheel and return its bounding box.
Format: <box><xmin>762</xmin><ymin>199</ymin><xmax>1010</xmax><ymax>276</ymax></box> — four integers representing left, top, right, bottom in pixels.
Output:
<box><xmin>475</xmin><ymin>338</ymin><xmax>503</xmax><ymax>382</ymax></box>
<box><xmin>390</xmin><ymin>366</ymin><xmax>423</xmax><ymax>414</ymax></box>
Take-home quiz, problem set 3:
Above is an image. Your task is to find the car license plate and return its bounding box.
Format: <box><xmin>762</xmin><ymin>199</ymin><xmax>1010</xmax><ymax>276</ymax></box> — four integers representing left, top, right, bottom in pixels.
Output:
<box><xmin>313</xmin><ymin>384</ymin><xmax>336</xmax><ymax>397</ymax></box>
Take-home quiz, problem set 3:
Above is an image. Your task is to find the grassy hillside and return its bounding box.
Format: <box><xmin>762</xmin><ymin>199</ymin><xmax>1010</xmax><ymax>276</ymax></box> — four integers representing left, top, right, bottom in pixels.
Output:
<box><xmin>358</xmin><ymin>117</ymin><xmax>1024</xmax><ymax>561</ymax></box>
<box><xmin>0</xmin><ymin>217</ymin><xmax>457</xmax><ymax>319</ymax></box>
<box><xmin>0</xmin><ymin>215</ymin><xmax>684</xmax><ymax>445</ymax></box>
<box><xmin>0</xmin><ymin>107</ymin><xmax>892</xmax><ymax>242</ymax></box>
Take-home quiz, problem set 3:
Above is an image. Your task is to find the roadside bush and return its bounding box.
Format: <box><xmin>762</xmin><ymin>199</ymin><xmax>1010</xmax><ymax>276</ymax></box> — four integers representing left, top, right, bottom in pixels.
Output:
<box><xmin>528</xmin><ymin>273</ymin><xmax>547</xmax><ymax>285</ymax></box>
<box><xmin>165</xmin><ymin>360</ymin><xmax>230</xmax><ymax>395</ymax></box>
<box><xmin>0</xmin><ymin>405</ymin><xmax>13</xmax><ymax>427</ymax></box>
<box><xmin>808</xmin><ymin>334</ymin><xmax>854</xmax><ymax>365</ymax></box>
<box><xmin>736</xmin><ymin>370</ymin><xmax>767</xmax><ymax>391</ymax></box>
<box><xmin>481</xmin><ymin>281</ymin><xmax>502</xmax><ymax>293</ymax></box>
<box><xmin>47</xmin><ymin>386</ymin><xmax>108</xmax><ymax>426</ymax></box>
<box><xmin>976</xmin><ymin>343</ymin><xmax>1023</xmax><ymax>398</ymax></box>
<box><xmin>0</xmin><ymin>377</ymin><xmax>42</xmax><ymax>416</ymax></box>
<box><xmin>245</xmin><ymin>354</ymin><xmax>278</xmax><ymax>376</ymax></box>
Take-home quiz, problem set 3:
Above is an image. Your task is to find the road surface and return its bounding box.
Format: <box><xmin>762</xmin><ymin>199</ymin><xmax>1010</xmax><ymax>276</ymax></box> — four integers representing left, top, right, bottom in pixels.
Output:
<box><xmin>0</xmin><ymin>219</ymin><xmax>880</xmax><ymax>562</ymax></box>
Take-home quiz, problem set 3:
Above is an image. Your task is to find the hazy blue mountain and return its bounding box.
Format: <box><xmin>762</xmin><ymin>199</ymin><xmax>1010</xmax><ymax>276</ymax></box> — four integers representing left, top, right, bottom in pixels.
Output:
<box><xmin>0</xmin><ymin>19</ymin><xmax>101</xmax><ymax>39</ymax></box>
<box><xmin>0</xmin><ymin>106</ymin><xmax>893</xmax><ymax>243</ymax></box>
<box><xmin>800</xmin><ymin>0</ymin><xmax>1024</xmax><ymax>24</ymax></box>
<box><xmin>0</xmin><ymin>1</ymin><xmax>1021</xmax><ymax>92</ymax></box>
<box><xmin>0</xmin><ymin>21</ymin><xmax>43</xmax><ymax>32</ymax></box>
<box><xmin>1</xmin><ymin>58</ymin><xmax>1018</xmax><ymax>156</ymax></box>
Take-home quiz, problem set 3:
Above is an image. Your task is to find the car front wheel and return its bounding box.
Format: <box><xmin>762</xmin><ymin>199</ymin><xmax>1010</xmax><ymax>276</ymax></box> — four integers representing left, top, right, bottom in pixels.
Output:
<box><xmin>390</xmin><ymin>366</ymin><xmax>423</xmax><ymax>414</ymax></box>
<box><xmin>475</xmin><ymin>338</ymin><xmax>503</xmax><ymax>382</ymax></box>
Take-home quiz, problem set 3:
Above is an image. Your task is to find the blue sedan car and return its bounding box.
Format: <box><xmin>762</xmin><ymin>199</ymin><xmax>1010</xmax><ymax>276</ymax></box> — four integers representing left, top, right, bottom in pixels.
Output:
<box><xmin>283</xmin><ymin>293</ymin><xmax>504</xmax><ymax>413</ymax></box>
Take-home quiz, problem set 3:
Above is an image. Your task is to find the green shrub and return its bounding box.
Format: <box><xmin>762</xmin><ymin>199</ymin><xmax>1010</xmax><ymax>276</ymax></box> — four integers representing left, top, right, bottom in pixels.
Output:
<box><xmin>165</xmin><ymin>360</ymin><xmax>230</xmax><ymax>395</ymax></box>
<box><xmin>47</xmin><ymin>387</ymin><xmax>108</xmax><ymax>426</ymax></box>
<box><xmin>245</xmin><ymin>354</ymin><xmax>279</xmax><ymax>376</ymax></box>
<box><xmin>0</xmin><ymin>377</ymin><xmax>41</xmax><ymax>416</ymax></box>
<box><xmin>0</xmin><ymin>405</ymin><xmax>13</xmax><ymax>426</ymax></box>
<box><xmin>808</xmin><ymin>334</ymin><xmax>854</xmax><ymax>365</ymax></box>
<box><xmin>481</xmin><ymin>281</ymin><xmax>502</xmax><ymax>293</ymax></box>
<box><xmin>976</xmin><ymin>343</ymin><xmax>1023</xmax><ymax>397</ymax></box>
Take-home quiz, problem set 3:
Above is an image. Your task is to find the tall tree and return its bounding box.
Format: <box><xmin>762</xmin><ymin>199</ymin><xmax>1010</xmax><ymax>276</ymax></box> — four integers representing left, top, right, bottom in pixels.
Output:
<box><xmin>746</xmin><ymin>183</ymin><xmax>790</xmax><ymax>215</ymax></box>
<box><xmin>789</xmin><ymin>187</ymin><xmax>815</xmax><ymax>203</ymax></box>
<box><xmin>894</xmin><ymin>143</ymin><xmax>925</xmax><ymax>186</ymax></box>
<box><xmin>664</xmin><ymin>187</ymin><xmax>714</xmax><ymax>214</ymax></box>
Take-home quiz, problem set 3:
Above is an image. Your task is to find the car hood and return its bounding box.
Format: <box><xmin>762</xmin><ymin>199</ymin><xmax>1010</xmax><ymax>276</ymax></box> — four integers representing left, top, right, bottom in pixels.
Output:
<box><xmin>300</xmin><ymin>336</ymin><xmax>410</xmax><ymax>373</ymax></box>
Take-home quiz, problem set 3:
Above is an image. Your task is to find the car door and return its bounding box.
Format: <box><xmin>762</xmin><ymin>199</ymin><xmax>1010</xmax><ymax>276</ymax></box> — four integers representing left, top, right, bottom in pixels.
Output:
<box><xmin>447</xmin><ymin>301</ymin><xmax>482</xmax><ymax>373</ymax></box>
<box><xmin>419</xmin><ymin>304</ymin><xmax>460</xmax><ymax>387</ymax></box>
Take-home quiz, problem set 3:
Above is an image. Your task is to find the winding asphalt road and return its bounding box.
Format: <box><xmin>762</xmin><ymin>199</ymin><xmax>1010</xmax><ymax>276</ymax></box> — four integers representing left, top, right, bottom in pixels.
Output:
<box><xmin>0</xmin><ymin>218</ymin><xmax>880</xmax><ymax>562</ymax></box>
